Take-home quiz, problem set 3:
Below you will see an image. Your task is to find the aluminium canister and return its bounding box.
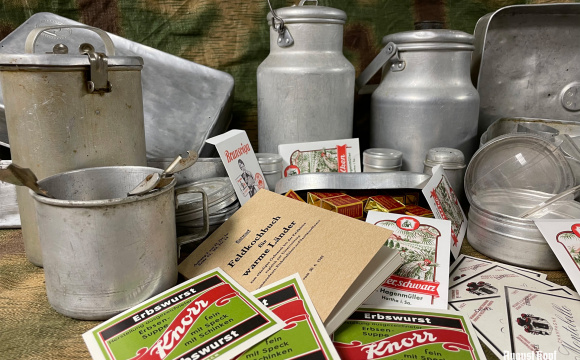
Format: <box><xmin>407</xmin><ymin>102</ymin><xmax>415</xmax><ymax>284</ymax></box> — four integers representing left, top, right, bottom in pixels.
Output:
<box><xmin>0</xmin><ymin>26</ymin><xmax>147</xmax><ymax>266</ymax></box>
<box><xmin>361</xmin><ymin>30</ymin><xmax>479</xmax><ymax>172</ymax></box>
<box><xmin>423</xmin><ymin>147</ymin><xmax>466</xmax><ymax>204</ymax></box>
<box><xmin>257</xmin><ymin>3</ymin><xmax>355</xmax><ymax>153</ymax></box>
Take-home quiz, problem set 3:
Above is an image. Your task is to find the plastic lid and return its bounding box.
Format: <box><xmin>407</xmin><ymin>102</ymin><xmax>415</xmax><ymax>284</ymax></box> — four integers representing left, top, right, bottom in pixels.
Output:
<box><xmin>423</xmin><ymin>148</ymin><xmax>466</xmax><ymax>169</ymax></box>
<box><xmin>267</xmin><ymin>5</ymin><xmax>347</xmax><ymax>24</ymax></box>
<box><xmin>363</xmin><ymin>148</ymin><xmax>403</xmax><ymax>167</ymax></box>
<box><xmin>382</xmin><ymin>29</ymin><xmax>474</xmax><ymax>46</ymax></box>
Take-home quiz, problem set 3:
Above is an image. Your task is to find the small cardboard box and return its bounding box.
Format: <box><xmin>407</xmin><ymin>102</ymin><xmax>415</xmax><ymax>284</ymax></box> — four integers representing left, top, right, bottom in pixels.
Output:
<box><xmin>320</xmin><ymin>194</ymin><xmax>364</xmax><ymax>219</ymax></box>
<box><xmin>364</xmin><ymin>195</ymin><xmax>406</xmax><ymax>213</ymax></box>
<box><xmin>307</xmin><ymin>191</ymin><xmax>344</xmax><ymax>207</ymax></box>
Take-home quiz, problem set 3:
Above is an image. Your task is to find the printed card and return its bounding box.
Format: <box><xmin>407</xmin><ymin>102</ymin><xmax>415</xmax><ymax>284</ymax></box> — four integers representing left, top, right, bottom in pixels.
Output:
<box><xmin>545</xmin><ymin>286</ymin><xmax>580</xmax><ymax>299</ymax></box>
<box><xmin>449</xmin><ymin>255</ymin><xmax>547</xmax><ymax>288</ymax></box>
<box><xmin>278</xmin><ymin>138</ymin><xmax>361</xmax><ymax>177</ymax></box>
<box><xmin>236</xmin><ymin>274</ymin><xmax>340</xmax><ymax>360</ymax></box>
<box><xmin>364</xmin><ymin>211</ymin><xmax>451</xmax><ymax>309</ymax></box>
<box><xmin>332</xmin><ymin>306</ymin><xmax>486</xmax><ymax>360</ymax></box>
<box><xmin>534</xmin><ymin>219</ymin><xmax>580</xmax><ymax>292</ymax></box>
<box><xmin>448</xmin><ymin>294</ymin><xmax>511</xmax><ymax>359</ymax></box>
<box><xmin>82</xmin><ymin>268</ymin><xmax>283</xmax><ymax>360</ymax></box>
<box><xmin>504</xmin><ymin>286</ymin><xmax>580</xmax><ymax>359</ymax></box>
<box><xmin>422</xmin><ymin>165</ymin><xmax>467</xmax><ymax>260</ymax></box>
<box><xmin>448</xmin><ymin>265</ymin><xmax>556</xmax><ymax>301</ymax></box>
<box><xmin>206</xmin><ymin>130</ymin><xmax>267</xmax><ymax>205</ymax></box>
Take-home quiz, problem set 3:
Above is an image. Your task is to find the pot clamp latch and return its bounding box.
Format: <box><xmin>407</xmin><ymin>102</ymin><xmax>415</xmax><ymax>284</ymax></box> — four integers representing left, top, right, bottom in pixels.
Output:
<box><xmin>267</xmin><ymin>0</ymin><xmax>294</xmax><ymax>48</ymax></box>
<box><xmin>24</xmin><ymin>25</ymin><xmax>116</xmax><ymax>94</ymax></box>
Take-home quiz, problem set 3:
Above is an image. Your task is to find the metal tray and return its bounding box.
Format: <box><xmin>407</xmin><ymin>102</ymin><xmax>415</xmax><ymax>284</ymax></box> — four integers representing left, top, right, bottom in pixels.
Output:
<box><xmin>472</xmin><ymin>4</ymin><xmax>580</xmax><ymax>137</ymax></box>
<box><xmin>0</xmin><ymin>160</ymin><xmax>20</xmax><ymax>228</ymax></box>
<box><xmin>0</xmin><ymin>12</ymin><xmax>234</xmax><ymax>158</ymax></box>
<box><xmin>274</xmin><ymin>172</ymin><xmax>431</xmax><ymax>194</ymax></box>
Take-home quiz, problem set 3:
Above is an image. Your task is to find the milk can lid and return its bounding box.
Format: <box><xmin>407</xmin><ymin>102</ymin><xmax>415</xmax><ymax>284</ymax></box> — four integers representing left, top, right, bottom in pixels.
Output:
<box><xmin>267</xmin><ymin>5</ymin><xmax>347</xmax><ymax>24</ymax></box>
<box><xmin>382</xmin><ymin>29</ymin><xmax>474</xmax><ymax>46</ymax></box>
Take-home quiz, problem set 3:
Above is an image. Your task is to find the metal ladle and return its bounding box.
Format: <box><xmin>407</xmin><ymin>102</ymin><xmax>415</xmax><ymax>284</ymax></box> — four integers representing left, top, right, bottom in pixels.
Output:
<box><xmin>0</xmin><ymin>163</ymin><xmax>53</xmax><ymax>198</ymax></box>
<box><xmin>128</xmin><ymin>150</ymin><xmax>199</xmax><ymax>196</ymax></box>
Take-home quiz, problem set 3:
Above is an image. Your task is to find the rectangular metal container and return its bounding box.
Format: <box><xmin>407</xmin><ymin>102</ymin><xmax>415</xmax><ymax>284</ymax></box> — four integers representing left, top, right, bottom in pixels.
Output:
<box><xmin>472</xmin><ymin>4</ymin><xmax>580</xmax><ymax>136</ymax></box>
<box><xmin>0</xmin><ymin>12</ymin><xmax>234</xmax><ymax>158</ymax></box>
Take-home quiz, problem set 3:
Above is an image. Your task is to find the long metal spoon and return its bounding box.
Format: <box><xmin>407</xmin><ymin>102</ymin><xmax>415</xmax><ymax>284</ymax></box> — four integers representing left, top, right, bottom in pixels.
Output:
<box><xmin>0</xmin><ymin>163</ymin><xmax>53</xmax><ymax>198</ymax></box>
<box><xmin>519</xmin><ymin>183</ymin><xmax>580</xmax><ymax>219</ymax></box>
<box><xmin>128</xmin><ymin>150</ymin><xmax>199</xmax><ymax>196</ymax></box>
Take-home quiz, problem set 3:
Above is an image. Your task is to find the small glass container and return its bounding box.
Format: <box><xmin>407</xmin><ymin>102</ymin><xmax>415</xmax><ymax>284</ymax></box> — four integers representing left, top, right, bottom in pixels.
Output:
<box><xmin>256</xmin><ymin>153</ymin><xmax>283</xmax><ymax>190</ymax></box>
<box><xmin>363</xmin><ymin>148</ymin><xmax>403</xmax><ymax>172</ymax></box>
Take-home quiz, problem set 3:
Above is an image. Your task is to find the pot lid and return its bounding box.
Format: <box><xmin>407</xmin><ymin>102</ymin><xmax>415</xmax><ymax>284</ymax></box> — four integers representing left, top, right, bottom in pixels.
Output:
<box><xmin>464</xmin><ymin>133</ymin><xmax>575</xmax><ymax>206</ymax></box>
<box><xmin>256</xmin><ymin>153</ymin><xmax>283</xmax><ymax>172</ymax></box>
<box><xmin>267</xmin><ymin>5</ymin><xmax>347</xmax><ymax>24</ymax></box>
<box><xmin>0</xmin><ymin>53</ymin><xmax>143</xmax><ymax>68</ymax></box>
<box><xmin>382</xmin><ymin>29</ymin><xmax>474</xmax><ymax>46</ymax></box>
<box><xmin>176</xmin><ymin>177</ymin><xmax>236</xmax><ymax>215</ymax></box>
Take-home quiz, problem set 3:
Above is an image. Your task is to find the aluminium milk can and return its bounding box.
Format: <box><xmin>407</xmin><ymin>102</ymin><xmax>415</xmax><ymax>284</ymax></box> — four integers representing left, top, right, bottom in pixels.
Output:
<box><xmin>257</xmin><ymin>0</ymin><xmax>355</xmax><ymax>153</ymax></box>
<box><xmin>0</xmin><ymin>26</ymin><xmax>147</xmax><ymax>266</ymax></box>
<box><xmin>357</xmin><ymin>30</ymin><xmax>479</xmax><ymax>172</ymax></box>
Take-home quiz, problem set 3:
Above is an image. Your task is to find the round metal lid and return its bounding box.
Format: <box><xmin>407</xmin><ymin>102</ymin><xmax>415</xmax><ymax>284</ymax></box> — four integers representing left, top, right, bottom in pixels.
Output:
<box><xmin>256</xmin><ymin>153</ymin><xmax>283</xmax><ymax>173</ymax></box>
<box><xmin>267</xmin><ymin>6</ymin><xmax>347</xmax><ymax>24</ymax></box>
<box><xmin>175</xmin><ymin>177</ymin><xmax>235</xmax><ymax>214</ymax></box>
<box><xmin>0</xmin><ymin>53</ymin><xmax>143</xmax><ymax>68</ymax></box>
<box><xmin>363</xmin><ymin>148</ymin><xmax>403</xmax><ymax>167</ymax></box>
<box><xmin>382</xmin><ymin>29</ymin><xmax>474</xmax><ymax>46</ymax></box>
<box><xmin>423</xmin><ymin>148</ymin><xmax>466</xmax><ymax>169</ymax></box>
<box><xmin>464</xmin><ymin>134</ymin><xmax>575</xmax><ymax>206</ymax></box>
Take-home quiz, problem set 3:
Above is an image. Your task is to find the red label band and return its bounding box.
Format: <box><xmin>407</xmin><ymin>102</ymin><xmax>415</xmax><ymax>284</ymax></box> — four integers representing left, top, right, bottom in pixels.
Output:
<box><xmin>334</xmin><ymin>329</ymin><xmax>472</xmax><ymax>360</ymax></box>
<box><xmin>382</xmin><ymin>275</ymin><xmax>440</xmax><ymax>297</ymax></box>
<box><xmin>337</xmin><ymin>145</ymin><xmax>348</xmax><ymax>173</ymax></box>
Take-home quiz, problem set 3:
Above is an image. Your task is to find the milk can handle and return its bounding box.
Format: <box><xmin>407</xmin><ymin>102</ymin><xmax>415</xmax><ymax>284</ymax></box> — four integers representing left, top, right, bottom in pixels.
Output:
<box><xmin>24</xmin><ymin>25</ymin><xmax>116</xmax><ymax>55</ymax></box>
<box><xmin>356</xmin><ymin>42</ymin><xmax>402</xmax><ymax>91</ymax></box>
<box><xmin>175</xmin><ymin>185</ymin><xmax>209</xmax><ymax>254</ymax></box>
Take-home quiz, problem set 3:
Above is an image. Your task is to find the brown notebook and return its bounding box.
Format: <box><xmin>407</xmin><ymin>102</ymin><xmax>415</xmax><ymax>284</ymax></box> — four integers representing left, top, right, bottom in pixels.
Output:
<box><xmin>179</xmin><ymin>190</ymin><xmax>402</xmax><ymax>333</ymax></box>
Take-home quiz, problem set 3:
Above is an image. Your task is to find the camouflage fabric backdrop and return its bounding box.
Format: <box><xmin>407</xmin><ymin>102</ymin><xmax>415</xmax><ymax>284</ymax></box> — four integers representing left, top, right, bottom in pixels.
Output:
<box><xmin>0</xmin><ymin>0</ymin><xmax>576</xmax><ymax>150</ymax></box>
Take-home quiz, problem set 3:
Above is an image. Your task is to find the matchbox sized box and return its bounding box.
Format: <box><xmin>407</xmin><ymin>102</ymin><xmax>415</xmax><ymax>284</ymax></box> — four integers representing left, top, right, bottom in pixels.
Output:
<box><xmin>307</xmin><ymin>192</ymin><xmax>344</xmax><ymax>207</ymax></box>
<box><xmin>82</xmin><ymin>268</ymin><xmax>283</xmax><ymax>360</ymax></box>
<box><xmin>320</xmin><ymin>194</ymin><xmax>364</xmax><ymax>219</ymax></box>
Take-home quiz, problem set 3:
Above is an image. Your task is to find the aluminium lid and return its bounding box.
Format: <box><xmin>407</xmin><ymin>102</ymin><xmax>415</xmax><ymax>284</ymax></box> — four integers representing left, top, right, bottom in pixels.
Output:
<box><xmin>382</xmin><ymin>29</ymin><xmax>474</xmax><ymax>46</ymax></box>
<box><xmin>423</xmin><ymin>148</ymin><xmax>466</xmax><ymax>169</ymax></box>
<box><xmin>267</xmin><ymin>5</ymin><xmax>347</xmax><ymax>24</ymax></box>
<box><xmin>0</xmin><ymin>53</ymin><xmax>143</xmax><ymax>68</ymax></box>
<box><xmin>363</xmin><ymin>148</ymin><xmax>403</xmax><ymax>167</ymax></box>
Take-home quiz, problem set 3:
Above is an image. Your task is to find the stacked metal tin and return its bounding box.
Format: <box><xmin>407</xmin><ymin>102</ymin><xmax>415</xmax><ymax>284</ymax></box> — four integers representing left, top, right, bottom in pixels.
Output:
<box><xmin>176</xmin><ymin>177</ymin><xmax>239</xmax><ymax>248</ymax></box>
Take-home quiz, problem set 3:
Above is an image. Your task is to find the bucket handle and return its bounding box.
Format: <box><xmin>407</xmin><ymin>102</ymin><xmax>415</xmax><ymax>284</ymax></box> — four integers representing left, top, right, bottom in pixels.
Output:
<box><xmin>356</xmin><ymin>42</ymin><xmax>405</xmax><ymax>93</ymax></box>
<box><xmin>175</xmin><ymin>185</ymin><xmax>210</xmax><ymax>256</ymax></box>
<box><xmin>24</xmin><ymin>25</ymin><xmax>116</xmax><ymax>56</ymax></box>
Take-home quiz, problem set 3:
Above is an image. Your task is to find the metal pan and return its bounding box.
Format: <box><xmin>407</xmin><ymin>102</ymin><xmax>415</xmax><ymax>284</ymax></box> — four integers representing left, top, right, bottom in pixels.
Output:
<box><xmin>274</xmin><ymin>172</ymin><xmax>431</xmax><ymax>194</ymax></box>
<box><xmin>472</xmin><ymin>4</ymin><xmax>580</xmax><ymax>137</ymax></box>
<box><xmin>0</xmin><ymin>13</ymin><xmax>234</xmax><ymax>158</ymax></box>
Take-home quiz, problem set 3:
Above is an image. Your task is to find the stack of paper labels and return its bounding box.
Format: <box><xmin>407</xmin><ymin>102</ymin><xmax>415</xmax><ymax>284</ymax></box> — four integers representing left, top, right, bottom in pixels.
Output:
<box><xmin>448</xmin><ymin>254</ymin><xmax>579</xmax><ymax>359</ymax></box>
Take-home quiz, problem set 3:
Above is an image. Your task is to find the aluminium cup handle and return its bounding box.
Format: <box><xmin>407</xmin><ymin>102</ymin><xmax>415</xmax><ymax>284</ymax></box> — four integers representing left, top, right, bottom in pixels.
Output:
<box><xmin>175</xmin><ymin>185</ymin><xmax>209</xmax><ymax>256</ymax></box>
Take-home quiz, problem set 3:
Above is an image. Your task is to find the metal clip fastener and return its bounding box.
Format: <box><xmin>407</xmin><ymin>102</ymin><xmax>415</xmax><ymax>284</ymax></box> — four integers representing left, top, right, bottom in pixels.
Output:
<box><xmin>356</xmin><ymin>42</ymin><xmax>405</xmax><ymax>92</ymax></box>
<box><xmin>267</xmin><ymin>0</ymin><xmax>294</xmax><ymax>48</ymax></box>
<box><xmin>81</xmin><ymin>46</ymin><xmax>112</xmax><ymax>94</ymax></box>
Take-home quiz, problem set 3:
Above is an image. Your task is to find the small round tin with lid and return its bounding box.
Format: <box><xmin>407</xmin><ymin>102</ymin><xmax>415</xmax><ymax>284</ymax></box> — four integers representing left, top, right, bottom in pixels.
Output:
<box><xmin>423</xmin><ymin>147</ymin><xmax>466</xmax><ymax>203</ymax></box>
<box><xmin>256</xmin><ymin>153</ymin><xmax>283</xmax><ymax>190</ymax></box>
<box><xmin>176</xmin><ymin>177</ymin><xmax>237</xmax><ymax>223</ymax></box>
<box><xmin>363</xmin><ymin>148</ymin><xmax>403</xmax><ymax>172</ymax></box>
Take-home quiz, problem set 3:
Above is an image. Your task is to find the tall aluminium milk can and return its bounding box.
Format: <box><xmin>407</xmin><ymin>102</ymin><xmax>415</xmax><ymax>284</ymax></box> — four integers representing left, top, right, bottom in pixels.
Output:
<box><xmin>257</xmin><ymin>0</ymin><xmax>355</xmax><ymax>153</ymax></box>
<box><xmin>357</xmin><ymin>30</ymin><xmax>480</xmax><ymax>172</ymax></box>
<box><xmin>0</xmin><ymin>26</ymin><xmax>147</xmax><ymax>266</ymax></box>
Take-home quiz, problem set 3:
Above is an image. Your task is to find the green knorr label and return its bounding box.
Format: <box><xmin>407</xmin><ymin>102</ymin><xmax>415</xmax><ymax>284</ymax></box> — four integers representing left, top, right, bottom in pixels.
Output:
<box><xmin>83</xmin><ymin>268</ymin><xmax>283</xmax><ymax>360</ymax></box>
<box><xmin>332</xmin><ymin>307</ymin><xmax>485</xmax><ymax>360</ymax></box>
<box><xmin>236</xmin><ymin>274</ymin><xmax>340</xmax><ymax>360</ymax></box>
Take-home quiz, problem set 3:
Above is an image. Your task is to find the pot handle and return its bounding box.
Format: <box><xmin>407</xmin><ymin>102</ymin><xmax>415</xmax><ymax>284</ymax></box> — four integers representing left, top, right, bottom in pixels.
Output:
<box><xmin>356</xmin><ymin>42</ymin><xmax>404</xmax><ymax>93</ymax></box>
<box><xmin>24</xmin><ymin>25</ymin><xmax>116</xmax><ymax>55</ymax></box>
<box><xmin>175</xmin><ymin>185</ymin><xmax>210</xmax><ymax>256</ymax></box>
